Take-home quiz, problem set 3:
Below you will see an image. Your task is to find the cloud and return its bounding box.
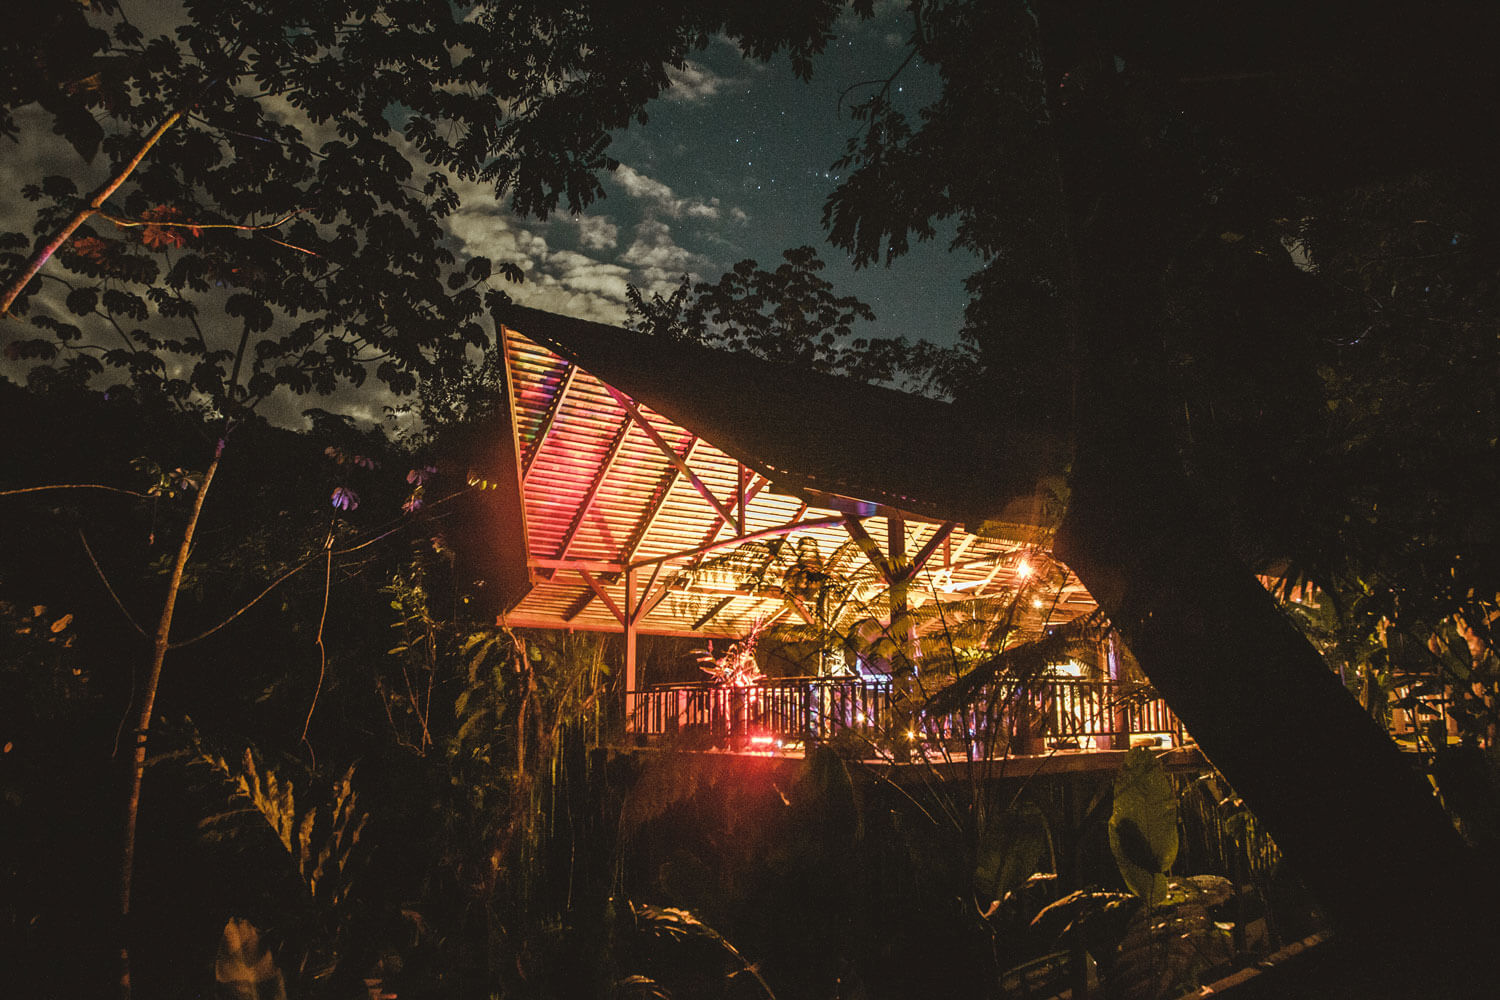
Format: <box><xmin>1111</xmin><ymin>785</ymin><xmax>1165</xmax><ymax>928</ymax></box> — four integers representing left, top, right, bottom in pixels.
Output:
<box><xmin>620</xmin><ymin>219</ymin><xmax>710</xmax><ymax>297</ymax></box>
<box><xmin>611</xmin><ymin>164</ymin><xmax>747</xmax><ymax>225</ymax></box>
<box><xmin>446</xmin><ymin>188</ymin><xmax>551</xmax><ymax>263</ymax></box>
<box><xmin>573</xmin><ymin>214</ymin><xmax>618</xmax><ymax>251</ymax></box>
<box><xmin>663</xmin><ymin>60</ymin><xmax>732</xmax><ymax>102</ymax></box>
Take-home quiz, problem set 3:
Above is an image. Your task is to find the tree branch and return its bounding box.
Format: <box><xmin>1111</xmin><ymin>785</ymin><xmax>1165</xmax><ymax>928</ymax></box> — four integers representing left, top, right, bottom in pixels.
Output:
<box><xmin>3</xmin><ymin>45</ymin><xmax>247</xmax><ymax>322</ymax></box>
<box><xmin>1</xmin><ymin>484</ymin><xmax>149</xmax><ymax>500</ymax></box>
<box><xmin>167</xmin><ymin>550</ymin><xmax>324</xmax><ymax>649</ymax></box>
<box><xmin>97</xmin><ymin>209</ymin><xmax>304</xmax><ymax>232</ymax></box>
<box><xmin>78</xmin><ymin>529</ymin><xmax>149</xmax><ymax>638</ymax></box>
<box><xmin>301</xmin><ymin>534</ymin><xmax>335</xmax><ymax>766</ymax></box>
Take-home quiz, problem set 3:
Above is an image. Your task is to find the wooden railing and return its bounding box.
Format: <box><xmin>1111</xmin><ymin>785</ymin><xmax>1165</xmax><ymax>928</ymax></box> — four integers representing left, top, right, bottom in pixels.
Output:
<box><xmin>626</xmin><ymin>674</ymin><xmax>1186</xmax><ymax>756</ymax></box>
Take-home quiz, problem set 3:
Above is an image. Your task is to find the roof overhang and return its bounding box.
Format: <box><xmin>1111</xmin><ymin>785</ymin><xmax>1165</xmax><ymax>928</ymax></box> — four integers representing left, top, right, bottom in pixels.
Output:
<box><xmin>456</xmin><ymin>307</ymin><xmax>1091</xmax><ymax>643</ymax></box>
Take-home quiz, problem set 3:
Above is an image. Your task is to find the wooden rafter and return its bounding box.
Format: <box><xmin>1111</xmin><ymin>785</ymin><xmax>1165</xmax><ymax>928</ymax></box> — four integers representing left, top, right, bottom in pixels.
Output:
<box><xmin>685</xmin><ymin>473</ymin><xmax>770</xmax><ymax>572</ymax></box>
<box><xmin>618</xmin><ymin>436</ymin><xmax>699</xmax><ymax>563</ymax></box>
<box><xmin>841</xmin><ymin>514</ymin><xmax>895</xmax><ymax>582</ymax></box>
<box><xmin>553</xmin><ymin>415</ymin><xmax>632</xmax><ymax>563</ymax></box>
<box><xmin>607</xmin><ymin>385</ymin><xmax>737</xmax><ymax>527</ymax></box>
<box><xmin>521</xmin><ymin>362</ymin><xmax>577</xmax><ymax>479</ymax></box>
<box><xmin>632</xmin><ymin>516</ymin><xmax>846</xmax><ymax>570</ymax></box>
<box><xmin>903</xmin><ymin>522</ymin><xmax>958</xmax><ymax>582</ymax></box>
<box><xmin>561</xmin><ymin>590</ymin><xmax>596</xmax><ymax>622</ymax></box>
<box><xmin>528</xmin><ymin>557</ymin><xmax>623</xmax><ymax>574</ymax></box>
<box><xmin>762</xmin><ymin>605</ymin><xmax>792</xmax><ymax>627</ymax></box>
<box><xmin>692</xmin><ymin>597</ymin><xmax>736</xmax><ymax>630</ymax></box>
<box><xmin>499</xmin><ymin>613</ymin><xmax>737</xmax><ymax>638</ymax></box>
<box><xmin>736</xmin><ymin>464</ymin><xmax>748</xmax><ymax>533</ymax></box>
<box><xmin>780</xmin><ymin>590</ymin><xmax>815</xmax><ymax>624</ymax></box>
<box><xmin>635</xmin><ymin>577</ymin><xmax>677</xmax><ymax>624</ymax></box>
<box><xmin>577</xmin><ymin>568</ymin><xmax>626</xmax><ymax>626</ymax></box>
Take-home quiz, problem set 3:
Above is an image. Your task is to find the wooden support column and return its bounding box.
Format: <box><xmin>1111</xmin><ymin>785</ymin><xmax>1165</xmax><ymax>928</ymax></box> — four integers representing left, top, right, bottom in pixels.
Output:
<box><xmin>624</xmin><ymin>565</ymin><xmax>638</xmax><ymax>732</ymax></box>
<box><xmin>1107</xmin><ymin>631</ymin><xmax>1129</xmax><ymax>750</ymax></box>
<box><xmin>888</xmin><ymin>516</ymin><xmax>911</xmax><ymax>670</ymax></box>
<box><xmin>888</xmin><ymin>516</ymin><xmax>915</xmax><ymax>761</ymax></box>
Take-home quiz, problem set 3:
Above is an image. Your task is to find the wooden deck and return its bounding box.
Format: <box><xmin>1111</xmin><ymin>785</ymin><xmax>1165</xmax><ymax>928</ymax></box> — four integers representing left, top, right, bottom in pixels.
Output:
<box><xmin>626</xmin><ymin>674</ymin><xmax>1189</xmax><ymax>763</ymax></box>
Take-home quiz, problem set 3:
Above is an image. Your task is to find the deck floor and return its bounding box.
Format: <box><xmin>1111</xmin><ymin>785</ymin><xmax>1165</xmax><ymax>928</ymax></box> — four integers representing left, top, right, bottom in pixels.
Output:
<box><xmin>611</xmin><ymin>742</ymin><xmax>1208</xmax><ymax>778</ymax></box>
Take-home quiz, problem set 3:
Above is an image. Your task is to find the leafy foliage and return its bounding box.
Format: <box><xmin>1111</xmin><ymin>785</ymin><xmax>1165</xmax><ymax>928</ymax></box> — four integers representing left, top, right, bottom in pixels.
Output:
<box><xmin>1108</xmin><ymin>748</ymin><xmax>1179</xmax><ymax>904</ymax></box>
<box><xmin>2</xmin><ymin>1</ymin><xmax>856</xmax><ymax>413</ymax></box>
<box><xmin>214</xmin><ymin>917</ymin><xmax>289</xmax><ymax>1000</ymax></box>
<box><xmin>192</xmin><ymin>747</ymin><xmax>367</xmax><ymax>912</ymax></box>
<box><xmin>974</xmin><ymin>801</ymin><xmax>1052</xmax><ymax>906</ymax></box>
<box><xmin>626</xmin><ymin>246</ymin><xmax>970</xmax><ymax>396</ymax></box>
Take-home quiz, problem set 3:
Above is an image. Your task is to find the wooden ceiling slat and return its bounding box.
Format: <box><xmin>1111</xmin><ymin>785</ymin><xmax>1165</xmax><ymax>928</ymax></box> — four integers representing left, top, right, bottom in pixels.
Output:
<box><xmin>607</xmin><ymin>385</ymin><xmax>738</xmax><ymax>528</ymax></box>
<box><xmin>492</xmin><ymin>323</ymin><xmax>1097</xmax><ymax>640</ymax></box>
<box><xmin>554</xmin><ymin>415</ymin><xmax>632</xmax><ymax>563</ymax></box>
<box><xmin>521</xmin><ymin>362</ymin><xmax>577</xmax><ymax>480</ymax></box>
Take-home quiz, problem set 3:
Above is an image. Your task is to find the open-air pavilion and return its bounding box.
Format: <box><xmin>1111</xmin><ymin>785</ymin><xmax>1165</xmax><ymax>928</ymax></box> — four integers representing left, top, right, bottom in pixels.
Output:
<box><xmin>456</xmin><ymin>305</ymin><xmax>1188</xmax><ymax>760</ymax></box>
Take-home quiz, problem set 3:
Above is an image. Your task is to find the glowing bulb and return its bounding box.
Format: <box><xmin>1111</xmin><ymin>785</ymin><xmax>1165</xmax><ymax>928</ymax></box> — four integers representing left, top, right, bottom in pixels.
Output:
<box><xmin>1016</xmin><ymin>559</ymin><xmax>1032</xmax><ymax>579</ymax></box>
<box><xmin>906</xmin><ymin>729</ymin><xmax>917</xmax><ymax>742</ymax></box>
<box><xmin>1031</xmin><ymin>597</ymin><xmax>1044</xmax><ymax>609</ymax></box>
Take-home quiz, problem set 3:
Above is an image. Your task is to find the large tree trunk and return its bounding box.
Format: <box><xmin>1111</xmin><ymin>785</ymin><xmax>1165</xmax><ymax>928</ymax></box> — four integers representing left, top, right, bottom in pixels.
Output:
<box><xmin>1056</xmin><ymin>449</ymin><xmax>1489</xmax><ymax>954</ymax></box>
<box><xmin>1051</xmin><ymin>176</ymin><xmax>1492</xmax><ymax>985</ymax></box>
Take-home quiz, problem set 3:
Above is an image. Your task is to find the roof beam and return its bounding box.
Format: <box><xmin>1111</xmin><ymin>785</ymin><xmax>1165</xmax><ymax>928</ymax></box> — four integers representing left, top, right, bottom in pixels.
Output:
<box><xmin>521</xmin><ymin>362</ymin><xmax>577</xmax><ymax>480</ymax></box>
<box><xmin>577</xmin><ymin>568</ymin><xmax>626</xmax><ymax>626</ymax></box>
<box><xmin>692</xmin><ymin>597</ymin><xmax>736</xmax><ymax>631</ymax></box>
<box><xmin>736</xmin><ymin>463</ymin><xmax>748</xmax><ymax>533</ymax></box>
<box><xmin>618</xmin><ymin>436</ymin><xmax>699</xmax><ymax>563</ymax></box>
<box><xmin>781</xmin><ymin>591</ymin><xmax>815</xmax><ymax>624</ymax></box>
<box><xmin>528</xmin><ymin>557</ymin><xmax>624</xmax><ymax>574</ymax></box>
<box><xmin>902</xmin><ymin>522</ymin><xmax>958</xmax><ymax>582</ymax></box>
<box><xmin>632</xmin><ymin>516</ymin><xmax>846</xmax><ymax>570</ymax></box>
<box><xmin>684</xmin><ymin>472</ymin><xmax>770</xmax><ymax>571</ymax></box>
<box><xmin>606</xmin><ymin>385</ymin><xmax>738</xmax><ymax>527</ymax></box>
<box><xmin>841</xmin><ymin>514</ymin><xmax>896</xmax><ymax>583</ymax></box>
<box><xmin>634</xmin><ymin>576</ymin><xmax>676</xmax><ymax>624</ymax></box>
<box><xmin>498</xmin><ymin>613</ymin><xmax>738</xmax><ymax>639</ymax></box>
<box><xmin>553</xmin><ymin>414</ymin><xmax>632</xmax><ymax>564</ymax></box>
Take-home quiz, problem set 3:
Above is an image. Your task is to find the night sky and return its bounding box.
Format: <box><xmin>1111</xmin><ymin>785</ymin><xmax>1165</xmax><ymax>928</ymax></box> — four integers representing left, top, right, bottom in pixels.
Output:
<box><xmin>0</xmin><ymin>4</ymin><xmax>974</xmax><ymax>424</ymax></box>
<box><xmin>454</xmin><ymin>5</ymin><xmax>976</xmax><ymax>349</ymax></box>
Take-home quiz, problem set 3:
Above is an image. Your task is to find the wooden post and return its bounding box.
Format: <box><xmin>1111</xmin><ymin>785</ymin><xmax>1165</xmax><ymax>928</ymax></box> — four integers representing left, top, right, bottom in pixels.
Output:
<box><xmin>1108</xmin><ymin>632</ymin><xmax>1131</xmax><ymax>750</ymax></box>
<box><xmin>624</xmin><ymin>566</ymin><xmax>638</xmax><ymax>733</ymax></box>
<box><xmin>888</xmin><ymin>517</ymin><xmax>916</xmax><ymax>760</ymax></box>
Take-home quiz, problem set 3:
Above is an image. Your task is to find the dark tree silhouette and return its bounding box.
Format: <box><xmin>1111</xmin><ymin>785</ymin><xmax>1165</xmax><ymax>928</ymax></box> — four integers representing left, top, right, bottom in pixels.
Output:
<box><xmin>821</xmin><ymin>1</ymin><xmax>1499</xmax><ymax>988</ymax></box>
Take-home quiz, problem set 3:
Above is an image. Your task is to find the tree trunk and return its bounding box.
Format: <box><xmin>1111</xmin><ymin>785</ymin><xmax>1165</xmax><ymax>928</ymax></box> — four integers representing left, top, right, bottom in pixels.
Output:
<box><xmin>1056</xmin><ymin>454</ymin><xmax>1488</xmax><ymax>949</ymax></box>
<box><xmin>117</xmin><ymin>437</ymin><xmax>225</xmax><ymax>1000</ymax></box>
<box><xmin>1051</xmin><ymin>232</ymin><xmax>1492</xmax><ymax>988</ymax></box>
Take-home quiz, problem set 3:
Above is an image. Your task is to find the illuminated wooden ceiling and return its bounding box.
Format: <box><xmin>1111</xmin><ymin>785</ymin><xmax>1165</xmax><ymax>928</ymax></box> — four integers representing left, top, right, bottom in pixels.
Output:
<box><xmin>462</xmin><ymin>306</ymin><xmax>1094</xmax><ymax>642</ymax></box>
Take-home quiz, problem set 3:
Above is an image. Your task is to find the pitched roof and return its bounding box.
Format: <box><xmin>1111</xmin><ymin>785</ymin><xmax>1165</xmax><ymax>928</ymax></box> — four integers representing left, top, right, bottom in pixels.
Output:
<box><xmin>498</xmin><ymin>304</ymin><xmax>1069</xmax><ymax>531</ymax></box>
<box><xmin>456</xmin><ymin>305</ymin><xmax>1091</xmax><ymax>641</ymax></box>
